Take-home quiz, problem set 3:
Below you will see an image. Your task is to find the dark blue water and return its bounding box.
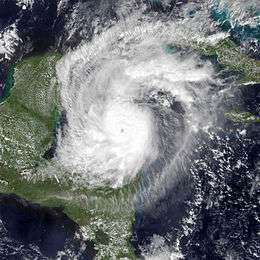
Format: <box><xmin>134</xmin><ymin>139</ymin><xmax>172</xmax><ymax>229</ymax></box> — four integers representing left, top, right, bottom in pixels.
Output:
<box><xmin>132</xmin><ymin>84</ymin><xmax>260</xmax><ymax>259</ymax></box>
<box><xmin>0</xmin><ymin>194</ymin><xmax>96</xmax><ymax>259</ymax></box>
<box><xmin>0</xmin><ymin>1</ymin><xmax>259</xmax><ymax>259</ymax></box>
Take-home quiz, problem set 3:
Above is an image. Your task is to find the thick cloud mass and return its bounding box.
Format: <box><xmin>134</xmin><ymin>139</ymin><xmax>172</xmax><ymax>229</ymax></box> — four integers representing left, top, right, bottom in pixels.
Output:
<box><xmin>55</xmin><ymin>17</ymin><xmax>216</xmax><ymax>187</ymax></box>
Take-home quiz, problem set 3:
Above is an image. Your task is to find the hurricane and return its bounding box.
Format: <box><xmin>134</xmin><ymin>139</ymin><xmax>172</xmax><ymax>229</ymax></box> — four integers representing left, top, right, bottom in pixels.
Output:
<box><xmin>55</xmin><ymin>6</ymin><xmax>222</xmax><ymax>189</ymax></box>
<box><xmin>0</xmin><ymin>0</ymin><xmax>259</xmax><ymax>259</ymax></box>
<box><xmin>47</xmin><ymin>1</ymin><xmax>260</xmax><ymax>258</ymax></box>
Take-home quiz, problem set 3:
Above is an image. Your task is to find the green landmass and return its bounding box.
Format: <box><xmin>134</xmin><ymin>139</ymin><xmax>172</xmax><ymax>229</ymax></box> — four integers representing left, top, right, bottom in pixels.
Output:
<box><xmin>195</xmin><ymin>38</ymin><xmax>260</xmax><ymax>83</ymax></box>
<box><xmin>225</xmin><ymin>111</ymin><xmax>260</xmax><ymax>123</ymax></box>
<box><xmin>0</xmin><ymin>53</ymin><xmax>137</xmax><ymax>259</ymax></box>
<box><xmin>194</xmin><ymin>37</ymin><xmax>260</xmax><ymax>124</ymax></box>
<box><xmin>1</xmin><ymin>35</ymin><xmax>259</xmax><ymax>259</ymax></box>
<box><xmin>0</xmin><ymin>53</ymin><xmax>61</xmax><ymax>170</ymax></box>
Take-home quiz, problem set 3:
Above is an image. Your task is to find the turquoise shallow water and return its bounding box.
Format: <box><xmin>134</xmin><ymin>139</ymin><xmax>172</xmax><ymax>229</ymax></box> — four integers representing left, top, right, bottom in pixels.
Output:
<box><xmin>211</xmin><ymin>1</ymin><xmax>260</xmax><ymax>42</ymax></box>
<box><xmin>0</xmin><ymin>1</ymin><xmax>260</xmax><ymax>259</ymax></box>
<box><xmin>0</xmin><ymin>66</ymin><xmax>14</xmax><ymax>104</ymax></box>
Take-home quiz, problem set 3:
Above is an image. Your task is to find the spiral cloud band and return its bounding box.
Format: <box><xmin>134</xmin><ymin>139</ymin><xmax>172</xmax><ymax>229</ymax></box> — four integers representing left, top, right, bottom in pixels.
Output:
<box><xmin>55</xmin><ymin>17</ymin><xmax>217</xmax><ymax>187</ymax></box>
